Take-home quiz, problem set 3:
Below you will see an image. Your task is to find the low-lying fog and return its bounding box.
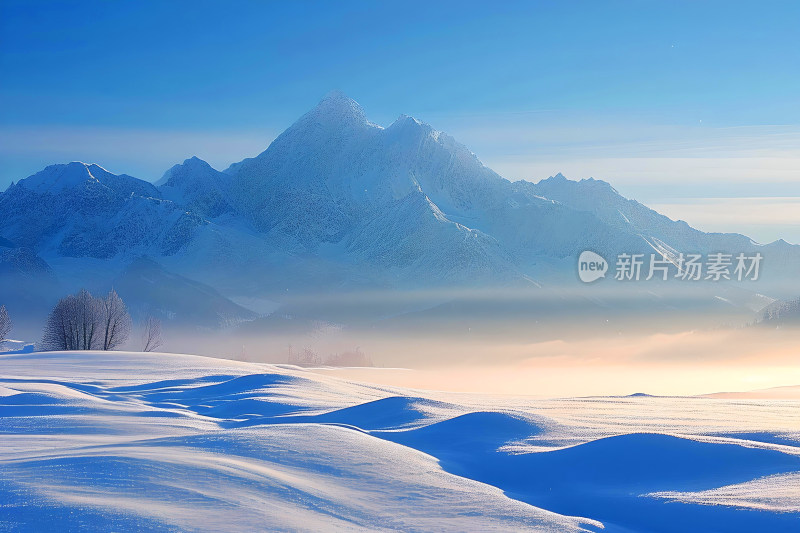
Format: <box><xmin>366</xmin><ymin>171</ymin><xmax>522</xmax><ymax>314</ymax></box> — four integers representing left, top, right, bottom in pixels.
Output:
<box><xmin>7</xmin><ymin>284</ymin><xmax>799</xmax><ymax>397</ymax></box>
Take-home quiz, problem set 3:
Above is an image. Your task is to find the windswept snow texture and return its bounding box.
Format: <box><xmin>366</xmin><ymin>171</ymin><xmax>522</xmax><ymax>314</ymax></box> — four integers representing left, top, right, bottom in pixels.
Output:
<box><xmin>2</xmin><ymin>351</ymin><xmax>800</xmax><ymax>532</ymax></box>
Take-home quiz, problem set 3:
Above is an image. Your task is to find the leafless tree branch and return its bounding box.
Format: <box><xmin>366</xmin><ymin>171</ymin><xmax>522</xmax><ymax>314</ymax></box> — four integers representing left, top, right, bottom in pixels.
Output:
<box><xmin>141</xmin><ymin>316</ymin><xmax>163</xmax><ymax>352</ymax></box>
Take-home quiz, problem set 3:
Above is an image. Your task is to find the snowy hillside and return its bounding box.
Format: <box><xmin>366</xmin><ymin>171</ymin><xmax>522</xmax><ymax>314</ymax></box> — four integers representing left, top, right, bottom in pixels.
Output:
<box><xmin>1</xmin><ymin>350</ymin><xmax>799</xmax><ymax>532</ymax></box>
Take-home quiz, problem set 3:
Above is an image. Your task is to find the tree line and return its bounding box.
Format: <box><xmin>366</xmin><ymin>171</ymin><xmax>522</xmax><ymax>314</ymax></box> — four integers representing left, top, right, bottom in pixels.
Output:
<box><xmin>1</xmin><ymin>289</ymin><xmax>162</xmax><ymax>352</ymax></box>
<box><xmin>286</xmin><ymin>345</ymin><xmax>374</xmax><ymax>367</ymax></box>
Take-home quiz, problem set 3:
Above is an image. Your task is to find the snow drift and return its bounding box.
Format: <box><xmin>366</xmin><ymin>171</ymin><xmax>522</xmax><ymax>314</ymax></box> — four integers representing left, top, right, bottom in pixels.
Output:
<box><xmin>1</xmin><ymin>350</ymin><xmax>799</xmax><ymax>532</ymax></box>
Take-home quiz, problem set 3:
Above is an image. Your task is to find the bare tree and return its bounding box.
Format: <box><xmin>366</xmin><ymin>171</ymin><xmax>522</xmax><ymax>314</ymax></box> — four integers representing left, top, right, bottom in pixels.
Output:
<box><xmin>75</xmin><ymin>289</ymin><xmax>102</xmax><ymax>350</ymax></box>
<box><xmin>41</xmin><ymin>296</ymin><xmax>73</xmax><ymax>351</ymax></box>
<box><xmin>0</xmin><ymin>305</ymin><xmax>11</xmax><ymax>348</ymax></box>
<box><xmin>42</xmin><ymin>289</ymin><xmax>103</xmax><ymax>351</ymax></box>
<box><xmin>42</xmin><ymin>289</ymin><xmax>132</xmax><ymax>351</ymax></box>
<box><xmin>101</xmin><ymin>289</ymin><xmax>131</xmax><ymax>350</ymax></box>
<box><xmin>141</xmin><ymin>316</ymin><xmax>163</xmax><ymax>352</ymax></box>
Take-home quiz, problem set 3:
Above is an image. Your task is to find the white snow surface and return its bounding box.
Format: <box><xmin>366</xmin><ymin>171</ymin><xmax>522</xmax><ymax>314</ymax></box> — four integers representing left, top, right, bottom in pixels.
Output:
<box><xmin>1</xmin><ymin>351</ymin><xmax>800</xmax><ymax>532</ymax></box>
<box><xmin>647</xmin><ymin>472</ymin><xmax>800</xmax><ymax>513</ymax></box>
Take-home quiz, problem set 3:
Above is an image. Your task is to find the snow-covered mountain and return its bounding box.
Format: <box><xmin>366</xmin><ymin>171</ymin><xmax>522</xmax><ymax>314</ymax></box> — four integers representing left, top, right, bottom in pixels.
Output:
<box><xmin>158</xmin><ymin>156</ymin><xmax>234</xmax><ymax>219</ymax></box>
<box><xmin>0</xmin><ymin>161</ymin><xmax>205</xmax><ymax>258</ymax></box>
<box><xmin>222</xmin><ymin>91</ymin><xmax>653</xmax><ymax>286</ymax></box>
<box><xmin>527</xmin><ymin>174</ymin><xmax>775</xmax><ymax>256</ymax></box>
<box><xmin>1</xmin><ymin>91</ymin><xmax>799</xmax><ymax>327</ymax></box>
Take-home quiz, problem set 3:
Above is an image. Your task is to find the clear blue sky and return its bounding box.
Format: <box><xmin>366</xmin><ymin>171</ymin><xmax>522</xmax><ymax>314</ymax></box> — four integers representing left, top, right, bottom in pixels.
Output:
<box><xmin>2</xmin><ymin>0</ymin><xmax>800</xmax><ymax>241</ymax></box>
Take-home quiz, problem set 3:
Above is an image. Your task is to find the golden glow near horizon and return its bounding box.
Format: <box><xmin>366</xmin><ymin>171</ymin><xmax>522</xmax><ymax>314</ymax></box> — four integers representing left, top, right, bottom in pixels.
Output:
<box><xmin>309</xmin><ymin>328</ymin><xmax>800</xmax><ymax>398</ymax></box>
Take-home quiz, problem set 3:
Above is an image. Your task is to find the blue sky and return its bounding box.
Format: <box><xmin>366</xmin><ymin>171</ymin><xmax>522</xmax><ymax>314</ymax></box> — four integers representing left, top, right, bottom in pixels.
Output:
<box><xmin>2</xmin><ymin>0</ymin><xmax>800</xmax><ymax>241</ymax></box>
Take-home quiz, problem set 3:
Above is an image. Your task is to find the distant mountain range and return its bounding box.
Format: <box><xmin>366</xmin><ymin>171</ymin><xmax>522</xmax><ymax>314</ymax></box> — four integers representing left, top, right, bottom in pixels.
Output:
<box><xmin>1</xmin><ymin>91</ymin><xmax>797</xmax><ymax>333</ymax></box>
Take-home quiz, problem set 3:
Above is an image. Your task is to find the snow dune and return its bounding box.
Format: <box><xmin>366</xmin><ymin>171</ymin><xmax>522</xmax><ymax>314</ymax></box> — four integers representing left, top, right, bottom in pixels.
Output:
<box><xmin>1</xmin><ymin>351</ymin><xmax>799</xmax><ymax>532</ymax></box>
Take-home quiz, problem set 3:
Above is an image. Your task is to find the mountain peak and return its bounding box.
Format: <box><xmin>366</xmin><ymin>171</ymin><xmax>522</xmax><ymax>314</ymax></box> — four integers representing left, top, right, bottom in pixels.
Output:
<box><xmin>304</xmin><ymin>91</ymin><xmax>369</xmax><ymax>128</ymax></box>
<box><xmin>389</xmin><ymin>114</ymin><xmax>430</xmax><ymax>130</ymax></box>
<box><xmin>539</xmin><ymin>173</ymin><xmax>567</xmax><ymax>183</ymax></box>
<box><xmin>252</xmin><ymin>92</ymin><xmax>377</xmax><ymax>161</ymax></box>
<box><xmin>157</xmin><ymin>156</ymin><xmax>221</xmax><ymax>187</ymax></box>
<box><xmin>157</xmin><ymin>157</ymin><xmax>213</xmax><ymax>183</ymax></box>
<box><xmin>386</xmin><ymin>114</ymin><xmax>439</xmax><ymax>145</ymax></box>
<box><xmin>322</xmin><ymin>89</ymin><xmax>351</xmax><ymax>101</ymax></box>
<box><xmin>156</xmin><ymin>156</ymin><xmax>232</xmax><ymax>218</ymax></box>
<box><xmin>578</xmin><ymin>176</ymin><xmax>618</xmax><ymax>195</ymax></box>
<box><xmin>181</xmin><ymin>156</ymin><xmax>213</xmax><ymax>170</ymax></box>
<box><xmin>537</xmin><ymin>173</ymin><xmax>617</xmax><ymax>195</ymax></box>
<box><xmin>19</xmin><ymin>162</ymin><xmax>96</xmax><ymax>193</ymax></box>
